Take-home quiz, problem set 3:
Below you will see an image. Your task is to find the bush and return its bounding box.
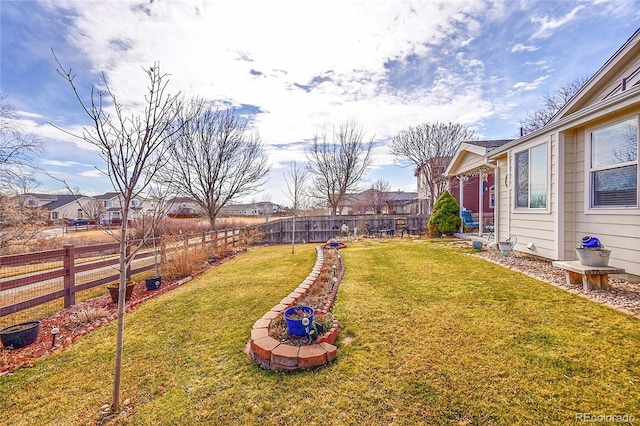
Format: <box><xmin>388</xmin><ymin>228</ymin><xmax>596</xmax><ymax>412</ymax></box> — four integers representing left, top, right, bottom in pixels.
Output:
<box><xmin>428</xmin><ymin>191</ymin><xmax>461</xmax><ymax>237</ymax></box>
<box><xmin>160</xmin><ymin>235</ymin><xmax>209</xmax><ymax>280</ymax></box>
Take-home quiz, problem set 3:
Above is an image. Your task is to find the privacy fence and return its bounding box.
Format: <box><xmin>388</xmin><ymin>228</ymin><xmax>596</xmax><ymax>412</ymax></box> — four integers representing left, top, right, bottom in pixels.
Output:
<box><xmin>256</xmin><ymin>214</ymin><xmax>429</xmax><ymax>244</ymax></box>
<box><xmin>0</xmin><ymin>228</ymin><xmax>243</xmax><ymax>327</ymax></box>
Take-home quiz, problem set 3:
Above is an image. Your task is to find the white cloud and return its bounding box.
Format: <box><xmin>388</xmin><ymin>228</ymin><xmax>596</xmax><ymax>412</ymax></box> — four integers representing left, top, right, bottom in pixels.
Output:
<box><xmin>511</xmin><ymin>43</ymin><xmax>539</xmax><ymax>53</ymax></box>
<box><xmin>78</xmin><ymin>169</ymin><xmax>104</xmax><ymax>178</ymax></box>
<box><xmin>531</xmin><ymin>5</ymin><xmax>585</xmax><ymax>39</ymax></box>
<box><xmin>44</xmin><ymin>0</ymin><xmax>496</xmax><ymax>150</ymax></box>
<box><xmin>41</xmin><ymin>160</ymin><xmax>87</xmax><ymax>167</ymax></box>
<box><xmin>511</xmin><ymin>76</ymin><xmax>549</xmax><ymax>92</ymax></box>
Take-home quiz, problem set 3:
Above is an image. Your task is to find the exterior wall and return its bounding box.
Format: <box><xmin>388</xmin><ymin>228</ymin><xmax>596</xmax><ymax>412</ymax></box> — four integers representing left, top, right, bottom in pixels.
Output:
<box><xmin>457</xmin><ymin>152</ymin><xmax>486</xmax><ymax>173</ymax></box>
<box><xmin>504</xmin><ymin>136</ymin><xmax>557</xmax><ymax>259</ymax></box>
<box><xmin>52</xmin><ymin>198</ymin><xmax>95</xmax><ymax>221</ymax></box>
<box><xmin>449</xmin><ymin>175</ymin><xmax>495</xmax><ymax>220</ymax></box>
<box><xmin>495</xmin><ymin>156</ymin><xmax>510</xmax><ymax>244</ymax></box>
<box><xmin>563</xmin><ymin>115</ymin><xmax>640</xmax><ymax>276</ymax></box>
<box><xmin>562</xmin><ymin>129</ymin><xmax>579</xmax><ymax>260</ymax></box>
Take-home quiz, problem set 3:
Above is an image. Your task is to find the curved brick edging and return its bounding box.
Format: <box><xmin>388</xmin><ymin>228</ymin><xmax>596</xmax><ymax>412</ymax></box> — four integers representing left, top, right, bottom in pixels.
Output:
<box><xmin>248</xmin><ymin>245</ymin><xmax>344</xmax><ymax>371</ymax></box>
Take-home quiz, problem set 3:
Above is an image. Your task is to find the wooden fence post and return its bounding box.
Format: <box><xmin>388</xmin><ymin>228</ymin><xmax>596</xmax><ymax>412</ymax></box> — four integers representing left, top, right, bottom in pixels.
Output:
<box><xmin>63</xmin><ymin>244</ymin><xmax>75</xmax><ymax>308</ymax></box>
<box><xmin>126</xmin><ymin>245</ymin><xmax>131</xmax><ymax>281</ymax></box>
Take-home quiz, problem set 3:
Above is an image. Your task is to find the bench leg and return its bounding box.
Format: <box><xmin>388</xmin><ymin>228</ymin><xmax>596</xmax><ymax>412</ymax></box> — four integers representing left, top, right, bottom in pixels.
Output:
<box><xmin>582</xmin><ymin>274</ymin><xmax>610</xmax><ymax>291</ymax></box>
<box><xmin>565</xmin><ymin>271</ymin><xmax>582</xmax><ymax>285</ymax></box>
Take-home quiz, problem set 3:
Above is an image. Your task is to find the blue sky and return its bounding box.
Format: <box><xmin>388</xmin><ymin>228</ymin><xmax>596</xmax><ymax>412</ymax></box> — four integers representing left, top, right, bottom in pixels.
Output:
<box><xmin>1</xmin><ymin>0</ymin><xmax>639</xmax><ymax>205</ymax></box>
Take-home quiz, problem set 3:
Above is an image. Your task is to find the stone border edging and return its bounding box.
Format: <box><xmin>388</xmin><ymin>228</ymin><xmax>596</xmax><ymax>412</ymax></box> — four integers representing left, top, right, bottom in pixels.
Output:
<box><xmin>248</xmin><ymin>246</ymin><xmax>343</xmax><ymax>372</ymax></box>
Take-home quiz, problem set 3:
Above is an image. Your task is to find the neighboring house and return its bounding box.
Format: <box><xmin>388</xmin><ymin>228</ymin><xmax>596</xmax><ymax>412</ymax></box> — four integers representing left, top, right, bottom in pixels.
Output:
<box><xmin>336</xmin><ymin>190</ymin><xmax>418</xmax><ymax>215</ymax></box>
<box><xmin>219</xmin><ymin>201</ymin><xmax>281</xmax><ymax>217</ymax></box>
<box><xmin>39</xmin><ymin>194</ymin><xmax>94</xmax><ymax>223</ymax></box>
<box><xmin>16</xmin><ymin>193</ymin><xmax>59</xmax><ymax>209</ymax></box>
<box><xmin>165</xmin><ymin>197</ymin><xmax>204</xmax><ymax>218</ymax></box>
<box><xmin>447</xmin><ymin>29</ymin><xmax>640</xmax><ymax>277</ymax></box>
<box><xmin>445</xmin><ymin>140</ymin><xmax>512</xmax><ymax>227</ymax></box>
<box><xmin>94</xmin><ymin>192</ymin><xmax>144</xmax><ymax>224</ymax></box>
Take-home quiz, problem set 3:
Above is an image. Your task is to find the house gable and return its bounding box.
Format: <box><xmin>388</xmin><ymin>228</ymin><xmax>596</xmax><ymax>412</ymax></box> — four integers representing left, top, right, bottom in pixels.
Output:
<box><xmin>552</xmin><ymin>28</ymin><xmax>640</xmax><ymax>122</ymax></box>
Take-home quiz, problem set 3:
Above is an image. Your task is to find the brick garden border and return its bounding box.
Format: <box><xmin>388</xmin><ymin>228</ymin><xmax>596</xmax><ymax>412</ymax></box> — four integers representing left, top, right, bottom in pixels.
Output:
<box><xmin>248</xmin><ymin>245</ymin><xmax>344</xmax><ymax>372</ymax></box>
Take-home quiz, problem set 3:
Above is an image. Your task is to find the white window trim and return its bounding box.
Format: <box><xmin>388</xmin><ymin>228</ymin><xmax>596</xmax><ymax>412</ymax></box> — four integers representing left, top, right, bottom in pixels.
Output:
<box><xmin>584</xmin><ymin>115</ymin><xmax>639</xmax><ymax>215</ymax></box>
<box><xmin>512</xmin><ymin>139</ymin><xmax>551</xmax><ymax>214</ymax></box>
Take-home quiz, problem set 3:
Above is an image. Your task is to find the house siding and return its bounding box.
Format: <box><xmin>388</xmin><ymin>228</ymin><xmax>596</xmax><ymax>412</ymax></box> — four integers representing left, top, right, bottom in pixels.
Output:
<box><xmin>564</xmin><ymin>118</ymin><xmax>640</xmax><ymax>276</ymax></box>
<box><xmin>496</xmin><ymin>156</ymin><xmax>509</xmax><ymax>244</ymax></box>
<box><xmin>505</xmin><ymin>135</ymin><xmax>556</xmax><ymax>258</ymax></box>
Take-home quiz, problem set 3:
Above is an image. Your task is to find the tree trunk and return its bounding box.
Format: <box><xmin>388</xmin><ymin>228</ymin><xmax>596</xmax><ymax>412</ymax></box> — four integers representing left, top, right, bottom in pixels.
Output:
<box><xmin>111</xmin><ymin>206</ymin><xmax>130</xmax><ymax>412</ymax></box>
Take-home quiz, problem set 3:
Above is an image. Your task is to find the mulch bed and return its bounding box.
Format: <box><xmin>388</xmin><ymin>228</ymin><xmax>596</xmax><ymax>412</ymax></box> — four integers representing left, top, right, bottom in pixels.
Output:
<box><xmin>0</xmin><ymin>254</ymin><xmax>238</xmax><ymax>375</ymax></box>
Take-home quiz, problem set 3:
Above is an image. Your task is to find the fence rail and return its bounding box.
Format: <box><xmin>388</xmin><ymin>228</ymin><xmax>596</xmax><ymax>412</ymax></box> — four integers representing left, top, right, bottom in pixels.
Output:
<box><xmin>256</xmin><ymin>214</ymin><xmax>428</xmax><ymax>244</ymax></box>
<box><xmin>0</xmin><ymin>228</ymin><xmax>242</xmax><ymax>325</ymax></box>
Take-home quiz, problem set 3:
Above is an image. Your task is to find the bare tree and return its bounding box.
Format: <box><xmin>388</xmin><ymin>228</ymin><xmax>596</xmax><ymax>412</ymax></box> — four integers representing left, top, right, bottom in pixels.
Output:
<box><xmin>283</xmin><ymin>160</ymin><xmax>310</xmax><ymax>253</ymax></box>
<box><xmin>55</xmin><ymin>57</ymin><xmax>188</xmax><ymax>414</ymax></box>
<box><xmin>519</xmin><ymin>74</ymin><xmax>591</xmax><ymax>135</ymax></box>
<box><xmin>0</xmin><ymin>194</ymin><xmax>48</xmax><ymax>253</ymax></box>
<box><xmin>306</xmin><ymin>119</ymin><xmax>374</xmax><ymax>216</ymax></box>
<box><xmin>390</xmin><ymin>122</ymin><xmax>475</xmax><ymax>212</ymax></box>
<box><xmin>367</xmin><ymin>179</ymin><xmax>390</xmax><ymax>214</ymax></box>
<box><xmin>261</xmin><ymin>194</ymin><xmax>273</xmax><ymax>223</ymax></box>
<box><xmin>0</xmin><ymin>93</ymin><xmax>43</xmax><ymax>192</ymax></box>
<box><xmin>161</xmin><ymin>101</ymin><xmax>269</xmax><ymax>231</ymax></box>
<box><xmin>83</xmin><ymin>198</ymin><xmax>107</xmax><ymax>227</ymax></box>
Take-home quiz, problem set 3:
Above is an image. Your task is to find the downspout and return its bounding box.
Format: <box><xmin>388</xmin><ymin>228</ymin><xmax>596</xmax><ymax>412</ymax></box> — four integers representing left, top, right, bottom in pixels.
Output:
<box><xmin>492</xmin><ymin>164</ymin><xmax>500</xmax><ymax>246</ymax></box>
<box><xmin>458</xmin><ymin>175</ymin><xmax>464</xmax><ymax>233</ymax></box>
<box><xmin>478</xmin><ymin>169</ymin><xmax>484</xmax><ymax>237</ymax></box>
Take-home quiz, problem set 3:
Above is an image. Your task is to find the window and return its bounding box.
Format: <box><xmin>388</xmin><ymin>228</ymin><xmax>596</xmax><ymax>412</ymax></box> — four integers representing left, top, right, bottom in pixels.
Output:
<box><xmin>590</xmin><ymin>117</ymin><xmax>638</xmax><ymax>207</ymax></box>
<box><xmin>515</xmin><ymin>142</ymin><xmax>548</xmax><ymax>209</ymax></box>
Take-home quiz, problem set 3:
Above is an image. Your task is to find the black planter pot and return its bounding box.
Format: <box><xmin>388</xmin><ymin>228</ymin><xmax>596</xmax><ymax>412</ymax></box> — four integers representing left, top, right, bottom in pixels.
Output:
<box><xmin>145</xmin><ymin>276</ymin><xmax>162</xmax><ymax>291</ymax></box>
<box><xmin>0</xmin><ymin>320</ymin><xmax>41</xmax><ymax>350</ymax></box>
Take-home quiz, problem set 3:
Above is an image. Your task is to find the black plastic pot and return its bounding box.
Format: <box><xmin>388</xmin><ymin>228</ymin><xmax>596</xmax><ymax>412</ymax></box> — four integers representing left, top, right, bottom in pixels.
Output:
<box><xmin>145</xmin><ymin>276</ymin><xmax>162</xmax><ymax>291</ymax></box>
<box><xmin>0</xmin><ymin>320</ymin><xmax>41</xmax><ymax>350</ymax></box>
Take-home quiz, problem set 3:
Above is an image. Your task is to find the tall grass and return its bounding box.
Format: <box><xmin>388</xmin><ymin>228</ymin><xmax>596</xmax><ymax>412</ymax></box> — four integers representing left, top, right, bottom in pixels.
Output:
<box><xmin>1</xmin><ymin>240</ymin><xmax>639</xmax><ymax>425</ymax></box>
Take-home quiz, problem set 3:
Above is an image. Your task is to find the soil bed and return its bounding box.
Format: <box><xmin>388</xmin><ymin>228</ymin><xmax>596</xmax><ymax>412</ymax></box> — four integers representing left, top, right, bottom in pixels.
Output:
<box><xmin>268</xmin><ymin>247</ymin><xmax>341</xmax><ymax>346</ymax></box>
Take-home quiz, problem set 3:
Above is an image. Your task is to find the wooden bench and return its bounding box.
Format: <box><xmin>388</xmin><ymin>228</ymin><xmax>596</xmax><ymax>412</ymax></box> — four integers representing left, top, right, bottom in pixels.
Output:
<box><xmin>552</xmin><ymin>260</ymin><xmax>625</xmax><ymax>291</ymax></box>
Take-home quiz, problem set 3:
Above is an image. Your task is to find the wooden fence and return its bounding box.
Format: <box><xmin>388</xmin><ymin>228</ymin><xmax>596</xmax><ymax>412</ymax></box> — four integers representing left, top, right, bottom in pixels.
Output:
<box><xmin>256</xmin><ymin>215</ymin><xmax>429</xmax><ymax>244</ymax></box>
<box><xmin>0</xmin><ymin>228</ymin><xmax>242</xmax><ymax>321</ymax></box>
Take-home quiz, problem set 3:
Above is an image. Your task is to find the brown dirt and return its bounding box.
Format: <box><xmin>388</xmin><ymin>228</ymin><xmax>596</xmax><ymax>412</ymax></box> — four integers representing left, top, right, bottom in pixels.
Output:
<box><xmin>268</xmin><ymin>247</ymin><xmax>341</xmax><ymax>346</ymax></box>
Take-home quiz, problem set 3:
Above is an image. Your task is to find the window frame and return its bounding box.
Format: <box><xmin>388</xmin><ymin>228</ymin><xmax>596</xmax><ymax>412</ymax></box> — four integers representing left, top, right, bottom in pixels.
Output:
<box><xmin>512</xmin><ymin>139</ymin><xmax>550</xmax><ymax>213</ymax></box>
<box><xmin>585</xmin><ymin>115</ymin><xmax>639</xmax><ymax>213</ymax></box>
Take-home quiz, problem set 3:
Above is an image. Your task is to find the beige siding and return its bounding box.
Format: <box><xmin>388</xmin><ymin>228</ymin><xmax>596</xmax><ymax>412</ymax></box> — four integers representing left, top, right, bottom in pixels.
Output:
<box><xmin>457</xmin><ymin>152</ymin><xmax>485</xmax><ymax>174</ymax></box>
<box><xmin>562</xmin><ymin>129</ymin><xmax>578</xmax><ymax>260</ymax></box>
<box><xmin>564</xmin><ymin>122</ymin><xmax>640</xmax><ymax>276</ymax></box>
<box><xmin>589</xmin><ymin>56</ymin><xmax>640</xmax><ymax>103</ymax></box>
<box><xmin>506</xmin><ymin>136</ymin><xmax>557</xmax><ymax>258</ymax></box>
<box><xmin>495</xmin><ymin>156</ymin><xmax>510</xmax><ymax>243</ymax></box>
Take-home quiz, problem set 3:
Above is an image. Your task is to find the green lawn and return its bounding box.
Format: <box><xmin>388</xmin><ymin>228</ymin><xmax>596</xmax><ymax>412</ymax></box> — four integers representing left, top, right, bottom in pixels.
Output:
<box><xmin>1</xmin><ymin>240</ymin><xmax>639</xmax><ymax>425</ymax></box>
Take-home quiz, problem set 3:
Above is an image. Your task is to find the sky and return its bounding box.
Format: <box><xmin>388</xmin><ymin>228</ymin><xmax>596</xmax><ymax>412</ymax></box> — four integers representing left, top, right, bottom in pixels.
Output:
<box><xmin>1</xmin><ymin>0</ymin><xmax>639</xmax><ymax>206</ymax></box>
